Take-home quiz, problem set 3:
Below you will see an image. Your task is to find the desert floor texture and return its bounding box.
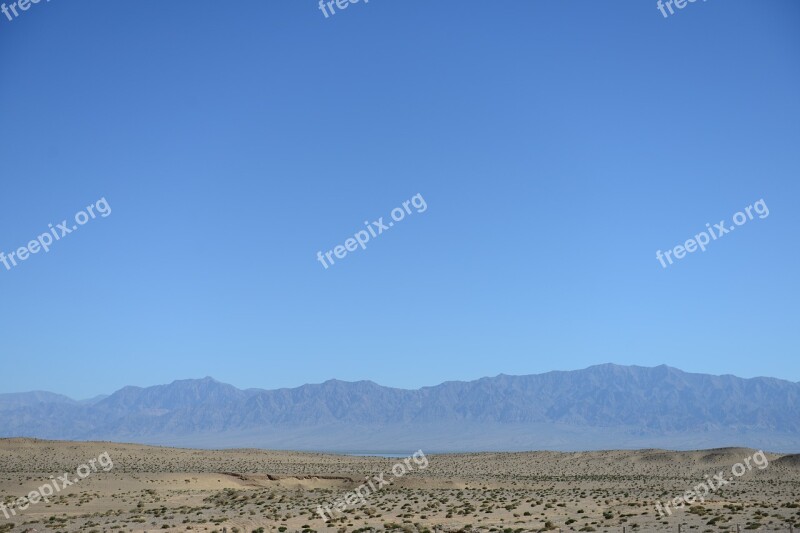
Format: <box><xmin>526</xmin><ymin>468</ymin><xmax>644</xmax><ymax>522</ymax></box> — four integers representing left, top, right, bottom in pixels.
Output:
<box><xmin>0</xmin><ymin>439</ymin><xmax>798</xmax><ymax>533</ymax></box>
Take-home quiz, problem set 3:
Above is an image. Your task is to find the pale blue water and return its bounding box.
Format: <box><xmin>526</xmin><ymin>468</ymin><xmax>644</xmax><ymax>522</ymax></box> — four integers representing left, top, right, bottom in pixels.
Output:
<box><xmin>348</xmin><ymin>453</ymin><xmax>409</xmax><ymax>458</ymax></box>
<box><xmin>314</xmin><ymin>449</ymin><xmax>440</xmax><ymax>457</ymax></box>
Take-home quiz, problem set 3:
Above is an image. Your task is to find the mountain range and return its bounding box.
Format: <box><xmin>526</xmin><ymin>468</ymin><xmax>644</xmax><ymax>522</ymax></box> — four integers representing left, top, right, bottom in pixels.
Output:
<box><xmin>2</xmin><ymin>364</ymin><xmax>798</xmax><ymax>452</ymax></box>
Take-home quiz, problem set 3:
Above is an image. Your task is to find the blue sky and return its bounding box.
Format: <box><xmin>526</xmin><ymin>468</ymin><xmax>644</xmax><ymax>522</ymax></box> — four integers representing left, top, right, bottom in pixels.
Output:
<box><xmin>1</xmin><ymin>0</ymin><xmax>798</xmax><ymax>399</ymax></box>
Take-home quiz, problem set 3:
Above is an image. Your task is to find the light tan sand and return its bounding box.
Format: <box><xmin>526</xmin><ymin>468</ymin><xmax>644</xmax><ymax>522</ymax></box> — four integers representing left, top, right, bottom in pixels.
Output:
<box><xmin>0</xmin><ymin>439</ymin><xmax>798</xmax><ymax>532</ymax></box>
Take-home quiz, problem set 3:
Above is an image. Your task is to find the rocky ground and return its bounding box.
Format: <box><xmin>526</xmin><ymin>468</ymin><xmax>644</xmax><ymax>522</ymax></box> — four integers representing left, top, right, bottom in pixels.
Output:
<box><xmin>0</xmin><ymin>439</ymin><xmax>798</xmax><ymax>532</ymax></box>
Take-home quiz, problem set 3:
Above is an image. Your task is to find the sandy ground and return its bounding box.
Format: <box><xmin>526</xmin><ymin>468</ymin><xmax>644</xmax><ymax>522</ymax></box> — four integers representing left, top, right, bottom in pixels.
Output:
<box><xmin>0</xmin><ymin>439</ymin><xmax>798</xmax><ymax>532</ymax></box>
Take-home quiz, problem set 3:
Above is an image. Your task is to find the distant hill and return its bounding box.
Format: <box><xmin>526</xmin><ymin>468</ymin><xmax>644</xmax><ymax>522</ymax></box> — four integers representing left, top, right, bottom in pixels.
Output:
<box><xmin>2</xmin><ymin>364</ymin><xmax>798</xmax><ymax>452</ymax></box>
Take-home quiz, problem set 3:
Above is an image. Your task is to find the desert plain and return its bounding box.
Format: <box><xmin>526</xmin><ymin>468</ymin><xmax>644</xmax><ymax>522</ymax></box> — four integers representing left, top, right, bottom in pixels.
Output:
<box><xmin>0</xmin><ymin>439</ymin><xmax>798</xmax><ymax>533</ymax></box>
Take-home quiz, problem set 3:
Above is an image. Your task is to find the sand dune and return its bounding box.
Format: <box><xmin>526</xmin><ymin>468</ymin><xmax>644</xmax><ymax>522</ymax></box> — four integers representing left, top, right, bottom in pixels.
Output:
<box><xmin>0</xmin><ymin>439</ymin><xmax>798</xmax><ymax>532</ymax></box>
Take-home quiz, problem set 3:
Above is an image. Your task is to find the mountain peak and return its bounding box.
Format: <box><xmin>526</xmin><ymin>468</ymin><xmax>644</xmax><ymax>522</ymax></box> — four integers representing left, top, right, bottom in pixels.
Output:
<box><xmin>2</xmin><ymin>365</ymin><xmax>798</xmax><ymax>452</ymax></box>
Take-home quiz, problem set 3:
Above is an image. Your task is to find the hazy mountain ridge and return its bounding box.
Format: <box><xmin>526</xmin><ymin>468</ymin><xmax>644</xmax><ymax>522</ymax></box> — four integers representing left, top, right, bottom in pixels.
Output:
<box><xmin>2</xmin><ymin>364</ymin><xmax>799</xmax><ymax>451</ymax></box>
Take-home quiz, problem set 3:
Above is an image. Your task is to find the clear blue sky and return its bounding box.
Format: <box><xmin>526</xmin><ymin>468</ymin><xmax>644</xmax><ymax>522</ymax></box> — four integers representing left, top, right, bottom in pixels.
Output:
<box><xmin>1</xmin><ymin>0</ymin><xmax>798</xmax><ymax>399</ymax></box>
